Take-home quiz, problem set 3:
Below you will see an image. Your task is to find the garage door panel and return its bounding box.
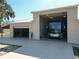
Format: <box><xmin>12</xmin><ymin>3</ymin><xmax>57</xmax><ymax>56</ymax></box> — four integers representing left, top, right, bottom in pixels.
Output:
<box><xmin>13</xmin><ymin>28</ymin><xmax>29</xmax><ymax>38</ymax></box>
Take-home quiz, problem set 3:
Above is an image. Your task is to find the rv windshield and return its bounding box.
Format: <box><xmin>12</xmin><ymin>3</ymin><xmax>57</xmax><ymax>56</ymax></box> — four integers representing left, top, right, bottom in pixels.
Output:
<box><xmin>49</xmin><ymin>22</ymin><xmax>61</xmax><ymax>32</ymax></box>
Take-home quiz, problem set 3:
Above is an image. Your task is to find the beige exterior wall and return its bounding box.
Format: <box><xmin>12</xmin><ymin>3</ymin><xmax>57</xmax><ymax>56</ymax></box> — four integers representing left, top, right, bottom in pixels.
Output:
<box><xmin>0</xmin><ymin>29</ymin><xmax>10</xmax><ymax>38</ymax></box>
<box><xmin>67</xmin><ymin>6</ymin><xmax>79</xmax><ymax>44</ymax></box>
<box><xmin>31</xmin><ymin>14</ymin><xmax>40</xmax><ymax>40</ymax></box>
<box><xmin>32</xmin><ymin>6</ymin><xmax>79</xmax><ymax>44</ymax></box>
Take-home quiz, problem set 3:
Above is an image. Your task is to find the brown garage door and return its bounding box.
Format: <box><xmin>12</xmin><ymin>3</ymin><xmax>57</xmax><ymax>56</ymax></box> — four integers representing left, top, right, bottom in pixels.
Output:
<box><xmin>13</xmin><ymin>28</ymin><xmax>29</xmax><ymax>38</ymax></box>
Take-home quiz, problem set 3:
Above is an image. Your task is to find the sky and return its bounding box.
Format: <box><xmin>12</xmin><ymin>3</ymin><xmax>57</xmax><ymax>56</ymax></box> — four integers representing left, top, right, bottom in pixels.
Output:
<box><xmin>7</xmin><ymin>0</ymin><xmax>79</xmax><ymax>21</ymax></box>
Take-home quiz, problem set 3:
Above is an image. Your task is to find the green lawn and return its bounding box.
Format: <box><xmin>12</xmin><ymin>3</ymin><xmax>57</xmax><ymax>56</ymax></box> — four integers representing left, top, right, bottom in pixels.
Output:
<box><xmin>73</xmin><ymin>47</ymin><xmax>79</xmax><ymax>59</ymax></box>
<box><xmin>73</xmin><ymin>47</ymin><xmax>79</xmax><ymax>56</ymax></box>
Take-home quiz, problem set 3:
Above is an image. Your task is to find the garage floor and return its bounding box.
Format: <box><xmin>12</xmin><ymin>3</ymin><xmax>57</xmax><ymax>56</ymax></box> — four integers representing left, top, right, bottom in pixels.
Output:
<box><xmin>0</xmin><ymin>38</ymin><xmax>75</xmax><ymax>59</ymax></box>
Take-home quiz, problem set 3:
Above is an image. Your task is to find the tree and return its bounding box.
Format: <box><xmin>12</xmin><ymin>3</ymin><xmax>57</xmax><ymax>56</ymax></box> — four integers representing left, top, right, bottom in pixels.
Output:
<box><xmin>0</xmin><ymin>0</ymin><xmax>15</xmax><ymax>38</ymax></box>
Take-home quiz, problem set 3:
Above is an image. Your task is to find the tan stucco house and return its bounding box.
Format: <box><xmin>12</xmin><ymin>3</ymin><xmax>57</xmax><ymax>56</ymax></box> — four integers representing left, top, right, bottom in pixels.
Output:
<box><xmin>10</xmin><ymin>5</ymin><xmax>79</xmax><ymax>44</ymax></box>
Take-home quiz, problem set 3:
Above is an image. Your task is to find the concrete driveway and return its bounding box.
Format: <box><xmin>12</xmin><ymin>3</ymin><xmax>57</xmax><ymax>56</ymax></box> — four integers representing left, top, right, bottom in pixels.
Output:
<box><xmin>0</xmin><ymin>38</ymin><xmax>74</xmax><ymax>59</ymax></box>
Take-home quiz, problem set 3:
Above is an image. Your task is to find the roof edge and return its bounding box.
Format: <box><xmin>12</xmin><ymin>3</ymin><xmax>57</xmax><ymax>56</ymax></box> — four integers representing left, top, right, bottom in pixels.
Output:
<box><xmin>32</xmin><ymin>4</ymin><xmax>79</xmax><ymax>14</ymax></box>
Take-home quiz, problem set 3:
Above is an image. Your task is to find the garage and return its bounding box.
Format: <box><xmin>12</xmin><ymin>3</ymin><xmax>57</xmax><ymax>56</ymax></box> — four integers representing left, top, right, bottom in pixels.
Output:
<box><xmin>13</xmin><ymin>28</ymin><xmax>29</xmax><ymax>38</ymax></box>
<box><xmin>40</xmin><ymin>12</ymin><xmax>67</xmax><ymax>41</ymax></box>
